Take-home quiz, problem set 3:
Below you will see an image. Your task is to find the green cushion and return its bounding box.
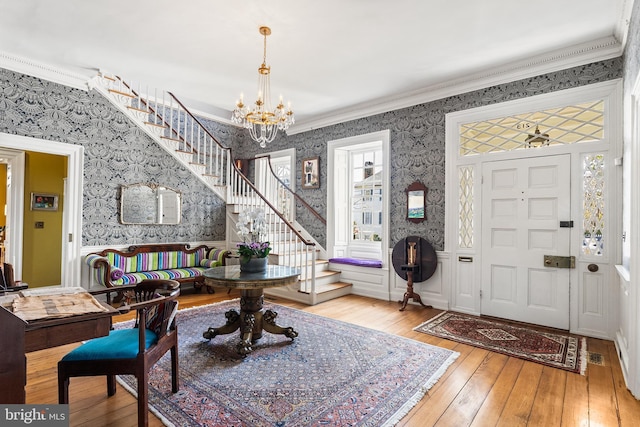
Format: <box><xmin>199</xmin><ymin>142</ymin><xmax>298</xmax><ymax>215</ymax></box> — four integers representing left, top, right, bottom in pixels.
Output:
<box><xmin>61</xmin><ymin>328</ymin><xmax>158</xmax><ymax>361</ymax></box>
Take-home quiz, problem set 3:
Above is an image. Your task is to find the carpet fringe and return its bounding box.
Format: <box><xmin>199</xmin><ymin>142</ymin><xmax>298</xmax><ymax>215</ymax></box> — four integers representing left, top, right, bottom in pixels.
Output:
<box><xmin>115</xmin><ymin>376</ymin><xmax>175</xmax><ymax>427</ymax></box>
<box><xmin>580</xmin><ymin>337</ymin><xmax>588</xmax><ymax>376</ymax></box>
<box><xmin>381</xmin><ymin>351</ymin><xmax>460</xmax><ymax>427</ymax></box>
<box><xmin>412</xmin><ymin>310</ymin><xmax>449</xmax><ymax>331</ymax></box>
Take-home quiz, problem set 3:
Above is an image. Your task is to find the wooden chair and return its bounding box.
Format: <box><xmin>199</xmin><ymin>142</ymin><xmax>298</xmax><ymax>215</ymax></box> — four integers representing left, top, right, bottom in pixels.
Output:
<box><xmin>58</xmin><ymin>279</ymin><xmax>180</xmax><ymax>427</ymax></box>
<box><xmin>0</xmin><ymin>263</ymin><xmax>28</xmax><ymax>294</ymax></box>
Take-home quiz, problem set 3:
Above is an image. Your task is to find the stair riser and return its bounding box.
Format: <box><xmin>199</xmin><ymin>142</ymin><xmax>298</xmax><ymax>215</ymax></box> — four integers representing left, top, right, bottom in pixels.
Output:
<box><xmin>269</xmin><ymin>252</ymin><xmax>317</xmax><ymax>264</ymax></box>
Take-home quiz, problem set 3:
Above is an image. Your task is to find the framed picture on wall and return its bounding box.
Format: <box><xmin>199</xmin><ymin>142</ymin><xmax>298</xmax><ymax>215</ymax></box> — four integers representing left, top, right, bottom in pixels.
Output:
<box><xmin>30</xmin><ymin>193</ymin><xmax>59</xmax><ymax>211</ymax></box>
<box><xmin>302</xmin><ymin>157</ymin><xmax>320</xmax><ymax>189</ymax></box>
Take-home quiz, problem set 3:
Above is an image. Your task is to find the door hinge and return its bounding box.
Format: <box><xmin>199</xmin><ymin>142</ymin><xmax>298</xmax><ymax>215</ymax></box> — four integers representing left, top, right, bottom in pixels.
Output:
<box><xmin>68</xmin><ymin>233</ymin><xmax>73</xmax><ymax>243</ymax></box>
<box><xmin>480</xmin><ymin>290</ymin><xmax>483</xmax><ymax>298</ymax></box>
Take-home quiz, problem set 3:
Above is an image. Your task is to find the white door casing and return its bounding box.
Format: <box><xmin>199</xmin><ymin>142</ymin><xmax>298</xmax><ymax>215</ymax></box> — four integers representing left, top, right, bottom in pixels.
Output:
<box><xmin>0</xmin><ymin>133</ymin><xmax>83</xmax><ymax>287</ymax></box>
<box><xmin>446</xmin><ymin>80</ymin><xmax>621</xmax><ymax>338</ymax></box>
<box><xmin>481</xmin><ymin>155</ymin><xmax>571</xmax><ymax>329</ymax></box>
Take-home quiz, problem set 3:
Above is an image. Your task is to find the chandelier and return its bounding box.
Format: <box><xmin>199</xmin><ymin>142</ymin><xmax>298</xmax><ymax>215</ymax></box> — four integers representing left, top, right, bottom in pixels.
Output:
<box><xmin>524</xmin><ymin>125</ymin><xmax>550</xmax><ymax>148</ymax></box>
<box><xmin>232</xmin><ymin>26</ymin><xmax>294</xmax><ymax>148</ymax></box>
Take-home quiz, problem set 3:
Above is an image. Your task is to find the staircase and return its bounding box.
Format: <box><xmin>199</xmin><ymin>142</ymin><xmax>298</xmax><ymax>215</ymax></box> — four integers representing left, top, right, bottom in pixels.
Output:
<box><xmin>89</xmin><ymin>74</ymin><xmax>352</xmax><ymax>305</ymax></box>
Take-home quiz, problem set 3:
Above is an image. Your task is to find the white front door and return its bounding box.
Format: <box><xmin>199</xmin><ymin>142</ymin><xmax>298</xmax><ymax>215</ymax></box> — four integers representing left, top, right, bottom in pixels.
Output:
<box><xmin>481</xmin><ymin>154</ymin><xmax>571</xmax><ymax>329</ymax></box>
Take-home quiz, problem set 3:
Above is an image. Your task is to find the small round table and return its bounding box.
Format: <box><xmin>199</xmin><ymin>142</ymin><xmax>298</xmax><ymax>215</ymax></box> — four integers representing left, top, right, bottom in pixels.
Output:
<box><xmin>202</xmin><ymin>265</ymin><xmax>300</xmax><ymax>356</ymax></box>
<box><xmin>392</xmin><ymin>236</ymin><xmax>437</xmax><ymax>311</ymax></box>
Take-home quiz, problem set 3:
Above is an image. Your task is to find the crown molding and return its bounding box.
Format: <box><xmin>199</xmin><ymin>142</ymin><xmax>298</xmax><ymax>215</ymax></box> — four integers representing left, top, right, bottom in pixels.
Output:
<box><xmin>0</xmin><ymin>51</ymin><xmax>93</xmax><ymax>91</ymax></box>
<box><xmin>287</xmin><ymin>36</ymin><xmax>623</xmax><ymax>135</ymax></box>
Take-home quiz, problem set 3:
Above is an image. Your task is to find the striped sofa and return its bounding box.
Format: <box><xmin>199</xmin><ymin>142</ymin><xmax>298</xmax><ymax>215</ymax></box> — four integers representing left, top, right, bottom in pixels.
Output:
<box><xmin>86</xmin><ymin>243</ymin><xmax>229</xmax><ymax>292</ymax></box>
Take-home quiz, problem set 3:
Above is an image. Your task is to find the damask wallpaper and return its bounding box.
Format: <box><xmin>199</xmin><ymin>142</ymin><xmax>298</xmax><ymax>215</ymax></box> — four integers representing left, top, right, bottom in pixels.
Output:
<box><xmin>0</xmin><ymin>56</ymin><xmax>623</xmax><ymax>252</ymax></box>
<box><xmin>0</xmin><ymin>68</ymin><xmax>230</xmax><ymax>246</ymax></box>
<box><xmin>233</xmin><ymin>58</ymin><xmax>623</xmax><ymax>251</ymax></box>
<box><xmin>624</xmin><ymin>0</ymin><xmax>640</xmax><ymax>94</ymax></box>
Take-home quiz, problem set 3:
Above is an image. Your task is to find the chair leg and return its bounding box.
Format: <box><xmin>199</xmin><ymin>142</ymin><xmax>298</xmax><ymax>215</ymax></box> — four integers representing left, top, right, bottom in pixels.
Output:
<box><xmin>137</xmin><ymin>371</ymin><xmax>149</xmax><ymax>427</ymax></box>
<box><xmin>107</xmin><ymin>375</ymin><xmax>116</xmax><ymax>396</ymax></box>
<box><xmin>171</xmin><ymin>344</ymin><xmax>179</xmax><ymax>393</ymax></box>
<box><xmin>57</xmin><ymin>368</ymin><xmax>69</xmax><ymax>404</ymax></box>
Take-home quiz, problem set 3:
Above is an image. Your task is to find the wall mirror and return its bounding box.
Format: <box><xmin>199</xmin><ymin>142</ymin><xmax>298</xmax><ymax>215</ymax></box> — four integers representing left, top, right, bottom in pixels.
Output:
<box><xmin>406</xmin><ymin>181</ymin><xmax>427</xmax><ymax>223</ymax></box>
<box><xmin>120</xmin><ymin>183</ymin><xmax>181</xmax><ymax>225</ymax></box>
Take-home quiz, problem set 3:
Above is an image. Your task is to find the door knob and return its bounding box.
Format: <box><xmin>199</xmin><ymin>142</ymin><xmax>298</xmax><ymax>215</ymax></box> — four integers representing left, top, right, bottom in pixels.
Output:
<box><xmin>587</xmin><ymin>264</ymin><xmax>599</xmax><ymax>272</ymax></box>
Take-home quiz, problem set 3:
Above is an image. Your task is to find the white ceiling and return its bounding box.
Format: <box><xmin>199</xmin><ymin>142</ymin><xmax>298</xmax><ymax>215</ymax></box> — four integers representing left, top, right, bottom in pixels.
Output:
<box><xmin>0</xmin><ymin>0</ymin><xmax>632</xmax><ymax>133</ymax></box>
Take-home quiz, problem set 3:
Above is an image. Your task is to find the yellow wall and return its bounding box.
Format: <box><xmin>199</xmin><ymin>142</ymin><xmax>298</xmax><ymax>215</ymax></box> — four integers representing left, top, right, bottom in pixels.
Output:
<box><xmin>23</xmin><ymin>152</ymin><xmax>66</xmax><ymax>287</ymax></box>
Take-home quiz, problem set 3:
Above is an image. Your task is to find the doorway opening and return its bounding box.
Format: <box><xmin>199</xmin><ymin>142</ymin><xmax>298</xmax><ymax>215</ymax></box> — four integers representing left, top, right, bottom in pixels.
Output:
<box><xmin>0</xmin><ymin>133</ymin><xmax>84</xmax><ymax>287</ymax></box>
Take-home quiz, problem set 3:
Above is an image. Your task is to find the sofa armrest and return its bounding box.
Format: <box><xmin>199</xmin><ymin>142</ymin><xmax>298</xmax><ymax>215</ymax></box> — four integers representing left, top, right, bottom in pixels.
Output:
<box><xmin>85</xmin><ymin>254</ymin><xmax>115</xmax><ymax>287</ymax></box>
<box><xmin>201</xmin><ymin>247</ymin><xmax>230</xmax><ymax>268</ymax></box>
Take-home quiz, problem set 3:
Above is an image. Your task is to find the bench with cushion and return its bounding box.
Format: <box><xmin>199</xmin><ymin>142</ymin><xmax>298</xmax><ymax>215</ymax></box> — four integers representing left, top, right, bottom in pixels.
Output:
<box><xmin>328</xmin><ymin>257</ymin><xmax>383</xmax><ymax>268</ymax></box>
<box><xmin>86</xmin><ymin>243</ymin><xmax>229</xmax><ymax>292</ymax></box>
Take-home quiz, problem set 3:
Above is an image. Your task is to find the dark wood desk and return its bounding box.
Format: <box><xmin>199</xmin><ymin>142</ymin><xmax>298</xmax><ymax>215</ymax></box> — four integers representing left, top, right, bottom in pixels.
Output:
<box><xmin>0</xmin><ymin>302</ymin><xmax>117</xmax><ymax>403</ymax></box>
<box><xmin>203</xmin><ymin>265</ymin><xmax>300</xmax><ymax>355</ymax></box>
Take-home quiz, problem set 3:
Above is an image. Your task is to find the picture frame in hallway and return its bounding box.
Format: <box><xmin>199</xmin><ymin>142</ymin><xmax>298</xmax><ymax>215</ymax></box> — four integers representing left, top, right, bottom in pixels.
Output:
<box><xmin>30</xmin><ymin>193</ymin><xmax>58</xmax><ymax>211</ymax></box>
<box><xmin>302</xmin><ymin>157</ymin><xmax>319</xmax><ymax>189</ymax></box>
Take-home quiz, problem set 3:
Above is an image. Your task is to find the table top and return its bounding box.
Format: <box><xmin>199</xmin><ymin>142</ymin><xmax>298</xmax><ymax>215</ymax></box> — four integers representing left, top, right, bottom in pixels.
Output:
<box><xmin>203</xmin><ymin>265</ymin><xmax>300</xmax><ymax>290</ymax></box>
<box><xmin>391</xmin><ymin>236</ymin><xmax>437</xmax><ymax>282</ymax></box>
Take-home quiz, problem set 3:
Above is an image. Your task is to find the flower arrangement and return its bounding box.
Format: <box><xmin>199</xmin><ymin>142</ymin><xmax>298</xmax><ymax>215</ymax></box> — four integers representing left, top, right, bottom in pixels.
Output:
<box><xmin>236</xmin><ymin>207</ymin><xmax>271</xmax><ymax>260</ymax></box>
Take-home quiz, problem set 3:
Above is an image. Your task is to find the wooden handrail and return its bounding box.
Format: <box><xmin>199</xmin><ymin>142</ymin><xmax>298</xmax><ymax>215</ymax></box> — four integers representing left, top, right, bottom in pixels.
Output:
<box><xmin>167</xmin><ymin>92</ymin><xmax>227</xmax><ymax>151</ymax></box>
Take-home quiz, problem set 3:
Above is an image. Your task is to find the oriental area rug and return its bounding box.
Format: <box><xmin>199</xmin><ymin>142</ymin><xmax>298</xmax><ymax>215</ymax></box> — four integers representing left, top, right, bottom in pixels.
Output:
<box><xmin>116</xmin><ymin>300</ymin><xmax>459</xmax><ymax>426</ymax></box>
<box><xmin>414</xmin><ymin>311</ymin><xmax>587</xmax><ymax>375</ymax></box>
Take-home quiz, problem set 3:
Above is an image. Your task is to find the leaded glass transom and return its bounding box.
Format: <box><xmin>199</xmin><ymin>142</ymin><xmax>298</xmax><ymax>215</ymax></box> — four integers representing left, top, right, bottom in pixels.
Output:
<box><xmin>459</xmin><ymin>166</ymin><xmax>474</xmax><ymax>248</ymax></box>
<box><xmin>460</xmin><ymin>100</ymin><xmax>604</xmax><ymax>156</ymax></box>
<box><xmin>582</xmin><ymin>153</ymin><xmax>605</xmax><ymax>256</ymax></box>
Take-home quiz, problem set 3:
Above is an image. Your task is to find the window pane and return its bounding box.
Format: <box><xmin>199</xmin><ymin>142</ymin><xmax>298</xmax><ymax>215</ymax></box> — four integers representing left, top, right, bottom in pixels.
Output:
<box><xmin>460</xmin><ymin>100</ymin><xmax>605</xmax><ymax>156</ymax></box>
<box><xmin>352</xmin><ymin>147</ymin><xmax>384</xmax><ymax>242</ymax></box>
<box><xmin>582</xmin><ymin>153</ymin><xmax>605</xmax><ymax>256</ymax></box>
<box><xmin>459</xmin><ymin>166</ymin><xmax>474</xmax><ymax>248</ymax></box>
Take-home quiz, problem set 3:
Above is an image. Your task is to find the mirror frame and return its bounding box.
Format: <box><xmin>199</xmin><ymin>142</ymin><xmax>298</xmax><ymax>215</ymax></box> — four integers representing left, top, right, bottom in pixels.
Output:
<box><xmin>120</xmin><ymin>183</ymin><xmax>182</xmax><ymax>225</ymax></box>
<box><xmin>406</xmin><ymin>181</ymin><xmax>427</xmax><ymax>223</ymax></box>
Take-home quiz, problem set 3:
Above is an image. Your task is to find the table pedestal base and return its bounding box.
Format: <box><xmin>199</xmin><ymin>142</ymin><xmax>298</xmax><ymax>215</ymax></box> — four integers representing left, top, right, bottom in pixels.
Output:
<box><xmin>398</xmin><ymin>270</ymin><xmax>433</xmax><ymax>311</ymax></box>
<box><xmin>203</xmin><ymin>289</ymin><xmax>298</xmax><ymax>355</ymax></box>
<box><xmin>399</xmin><ymin>290</ymin><xmax>432</xmax><ymax>311</ymax></box>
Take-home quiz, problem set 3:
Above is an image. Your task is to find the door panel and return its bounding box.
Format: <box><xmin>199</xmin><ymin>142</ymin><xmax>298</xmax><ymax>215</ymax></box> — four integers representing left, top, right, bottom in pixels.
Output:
<box><xmin>482</xmin><ymin>154</ymin><xmax>571</xmax><ymax>329</ymax></box>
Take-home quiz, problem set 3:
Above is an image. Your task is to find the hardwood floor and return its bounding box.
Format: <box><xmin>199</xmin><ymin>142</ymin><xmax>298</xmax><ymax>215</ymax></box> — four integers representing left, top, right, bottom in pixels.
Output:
<box><xmin>26</xmin><ymin>291</ymin><xmax>640</xmax><ymax>426</ymax></box>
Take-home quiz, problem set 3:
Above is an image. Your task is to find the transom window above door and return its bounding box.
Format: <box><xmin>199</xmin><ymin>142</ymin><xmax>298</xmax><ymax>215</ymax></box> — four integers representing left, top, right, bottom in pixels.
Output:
<box><xmin>459</xmin><ymin>100</ymin><xmax>605</xmax><ymax>156</ymax></box>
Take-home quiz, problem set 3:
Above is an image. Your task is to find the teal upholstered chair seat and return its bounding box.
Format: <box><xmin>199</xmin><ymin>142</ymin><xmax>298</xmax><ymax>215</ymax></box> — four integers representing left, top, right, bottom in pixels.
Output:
<box><xmin>58</xmin><ymin>279</ymin><xmax>180</xmax><ymax>427</ymax></box>
<box><xmin>61</xmin><ymin>328</ymin><xmax>158</xmax><ymax>361</ymax></box>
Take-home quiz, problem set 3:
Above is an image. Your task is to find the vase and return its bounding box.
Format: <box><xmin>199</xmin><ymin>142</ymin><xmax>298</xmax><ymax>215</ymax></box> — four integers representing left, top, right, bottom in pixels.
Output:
<box><xmin>240</xmin><ymin>256</ymin><xmax>268</xmax><ymax>273</ymax></box>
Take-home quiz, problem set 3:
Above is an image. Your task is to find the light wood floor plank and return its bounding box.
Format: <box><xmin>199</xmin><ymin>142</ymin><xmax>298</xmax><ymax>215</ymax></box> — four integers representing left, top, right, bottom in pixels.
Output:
<box><xmin>560</xmin><ymin>368</ymin><xmax>589</xmax><ymax>427</ymax></box>
<box><xmin>587</xmin><ymin>338</ymin><xmax>622</xmax><ymax>427</ymax></box>
<box><xmin>469</xmin><ymin>357</ymin><xmax>524</xmax><ymax>427</ymax></box>
<box><xmin>434</xmin><ymin>351</ymin><xmax>509</xmax><ymax>426</ymax></box>
<box><xmin>495</xmin><ymin>362</ymin><xmax>543</xmax><ymax>427</ymax></box>
<box><xmin>527</xmin><ymin>366</ymin><xmax>567</xmax><ymax>426</ymax></box>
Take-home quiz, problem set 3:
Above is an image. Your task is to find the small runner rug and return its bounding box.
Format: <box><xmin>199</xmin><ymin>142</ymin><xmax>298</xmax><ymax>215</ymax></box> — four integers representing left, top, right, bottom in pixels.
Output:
<box><xmin>414</xmin><ymin>311</ymin><xmax>587</xmax><ymax>375</ymax></box>
<box><xmin>116</xmin><ymin>300</ymin><xmax>459</xmax><ymax>426</ymax></box>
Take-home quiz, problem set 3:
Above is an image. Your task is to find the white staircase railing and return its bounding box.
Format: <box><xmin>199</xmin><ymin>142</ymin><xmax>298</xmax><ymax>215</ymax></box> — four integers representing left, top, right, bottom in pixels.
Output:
<box><xmin>91</xmin><ymin>73</ymin><xmax>319</xmax><ymax>298</ymax></box>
